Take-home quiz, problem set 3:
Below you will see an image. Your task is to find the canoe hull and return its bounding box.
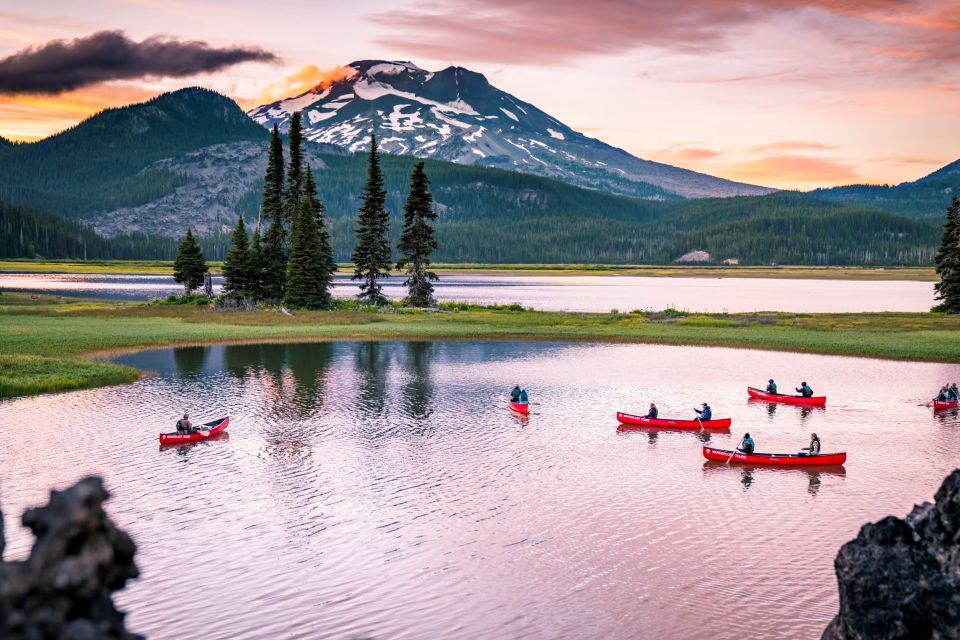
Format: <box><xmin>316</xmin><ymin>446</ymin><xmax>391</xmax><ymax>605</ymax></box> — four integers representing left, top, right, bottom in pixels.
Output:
<box><xmin>159</xmin><ymin>416</ymin><xmax>229</xmax><ymax>445</ymax></box>
<box><xmin>508</xmin><ymin>401</ymin><xmax>529</xmax><ymax>414</ymax></box>
<box><xmin>934</xmin><ymin>399</ymin><xmax>958</xmax><ymax>411</ymax></box>
<box><xmin>703</xmin><ymin>446</ymin><xmax>845</xmax><ymax>467</ymax></box>
<box><xmin>617</xmin><ymin>412</ymin><xmax>731</xmax><ymax>429</ymax></box>
<box><xmin>748</xmin><ymin>386</ymin><xmax>826</xmax><ymax>407</ymax></box>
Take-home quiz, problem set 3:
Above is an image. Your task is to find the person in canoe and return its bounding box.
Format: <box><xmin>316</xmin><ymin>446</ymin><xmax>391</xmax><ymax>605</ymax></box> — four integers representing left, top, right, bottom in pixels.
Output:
<box><xmin>796</xmin><ymin>381</ymin><xmax>814</xmax><ymax>398</ymax></box>
<box><xmin>694</xmin><ymin>402</ymin><xmax>712</xmax><ymax>421</ymax></box>
<box><xmin>948</xmin><ymin>384</ymin><xmax>959</xmax><ymax>401</ymax></box>
<box><xmin>518</xmin><ymin>388</ymin><xmax>529</xmax><ymax>405</ymax></box>
<box><xmin>644</xmin><ymin>402</ymin><xmax>658</xmax><ymax>419</ymax></box>
<box><xmin>800</xmin><ymin>432</ymin><xmax>821</xmax><ymax>456</ymax></box>
<box><xmin>739</xmin><ymin>433</ymin><xmax>755</xmax><ymax>454</ymax></box>
<box><xmin>766</xmin><ymin>379</ymin><xmax>778</xmax><ymax>394</ymax></box>
<box><xmin>175</xmin><ymin>413</ymin><xmax>198</xmax><ymax>435</ymax></box>
<box><xmin>510</xmin><ymin>385</ymin><xmax>522</xmax><ymax>402</ymax></box>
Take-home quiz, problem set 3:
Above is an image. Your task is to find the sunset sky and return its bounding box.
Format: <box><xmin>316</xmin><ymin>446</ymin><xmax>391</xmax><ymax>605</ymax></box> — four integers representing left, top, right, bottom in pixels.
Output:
<box><xmin>1</xmin><ymin>0</ymin><xmax>958</xmax><ymax>190</ymax></box>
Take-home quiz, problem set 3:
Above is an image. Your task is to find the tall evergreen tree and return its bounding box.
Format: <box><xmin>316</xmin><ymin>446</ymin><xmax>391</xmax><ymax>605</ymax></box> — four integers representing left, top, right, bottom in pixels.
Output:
<box><xmin>285</xmin><ymin>198</ymin><xmax>333</xmax><ymax>309</ymax></box>
<box><xmin>262</xmin><ymin>125</ymin><xmax>285</xmax><ymax>228</ymax></box>
<box><xmin>222</xmin><ymin>215</ymin><xmax>252</xmax><ymax>296</ymax></box>
<box><xmin>260</xmin><ymin>221</ymin><xmax>287</xmax><ymax>302</ymax></box>
<box><xmin>304</xmin><ymin>166</ymin><xmax>337</xmax><ymax>282</ymax></box>
<box><xmin>249</xmin><ymin>224</ymin><xmax>264</xmax><ymax>300</ymax></box>
<box><xmin>172</xmin><ymin>228</ymin><xmax>207</xmax><ymax>294</ymax></box>
<box><xmin>397</xmin><ymin>161</ymin><xmax>439</xmax><ymax>306</ymax></box>
<box><xmin>352</xmin><ymin>135</ymin><xmax>392</xmax><ymax>305</ymax></box>
<box><xmin>258</xmin><ymin>124</ymin><xmax>288</xmax><ymax>302</ymax></box>
<box><xmin>934</xmin><ymin>196</ymin><xmax>960</xmax><ymax>313</ymax></box>
<box><xmin>285</xmin><ymin>111</ymin><xmax>306</xmax><ymax>228</ymax></box>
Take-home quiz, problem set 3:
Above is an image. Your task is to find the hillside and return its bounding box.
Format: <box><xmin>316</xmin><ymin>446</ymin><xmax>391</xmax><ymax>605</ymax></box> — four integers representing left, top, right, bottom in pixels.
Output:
<box><xmin>812</xmin><ymin>160</ymin><xmax>960</xmax><ymax>218</ymax></box>
<box><xmin>248</xmin><ymin>60</ymin><xmax>774</xmax><ymax>200</ymax></box>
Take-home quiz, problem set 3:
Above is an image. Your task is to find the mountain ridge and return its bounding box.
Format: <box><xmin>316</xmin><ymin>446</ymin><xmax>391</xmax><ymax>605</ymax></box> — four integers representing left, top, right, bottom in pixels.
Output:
<box><xmin>247</xmin><ymin>60</ymin><xmax>775</xmax><ymax>200</ymax></box>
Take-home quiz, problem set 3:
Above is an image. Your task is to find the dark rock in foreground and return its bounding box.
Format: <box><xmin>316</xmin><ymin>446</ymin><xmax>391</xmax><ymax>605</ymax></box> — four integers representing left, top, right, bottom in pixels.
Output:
<box><xmin>0</xmin><ymin>477</ymin><xmax>143</xmax><ymax>639</ymax></box>
<box><xmin>824</xmin><ymin>469</ymin><xmax>960</xmax><ymax>639</ymax></box>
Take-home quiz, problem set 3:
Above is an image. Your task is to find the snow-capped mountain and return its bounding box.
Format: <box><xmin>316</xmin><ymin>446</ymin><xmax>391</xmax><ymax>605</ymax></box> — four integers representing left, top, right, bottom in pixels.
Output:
<box><xmin>247</xmin><ymin>60</ymin><xmax>774</xmax><ymax>200</ymax></box>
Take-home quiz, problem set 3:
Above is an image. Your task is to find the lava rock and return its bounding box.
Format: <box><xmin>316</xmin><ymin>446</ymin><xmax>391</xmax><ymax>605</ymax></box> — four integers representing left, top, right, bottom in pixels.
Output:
<box><xmin>824</xmin><ymin>469</ymin><xmax>960</xmax><ymax>639</ymax></box>
<box><xmin>0</xmin><ymin>477</ymin><xmax>143</xmax><ymax>639</ymax></box>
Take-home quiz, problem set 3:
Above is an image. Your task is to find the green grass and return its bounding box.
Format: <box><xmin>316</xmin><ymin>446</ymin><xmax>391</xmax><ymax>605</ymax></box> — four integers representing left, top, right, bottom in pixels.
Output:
<box><xmin>0</xmin><ymin>293</ymin><xmax>957</xmax><ymax>398</ymax></box>
<box><xmin>0</xmin><ymin>259</ymin><xmax>937</xmax><ymax>281</ymax></box>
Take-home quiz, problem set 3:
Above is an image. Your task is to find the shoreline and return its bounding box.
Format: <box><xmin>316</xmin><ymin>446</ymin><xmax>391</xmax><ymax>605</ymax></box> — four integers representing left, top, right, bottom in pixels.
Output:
<box><xmin>1</xmin><ymin>292</ymin><xmax>957</xmax><ymax>399</ymax></box>
<box><xmin>0</xmin><ymin>260</ymin><xmax>938</xmax><ymax>281</ymax></box>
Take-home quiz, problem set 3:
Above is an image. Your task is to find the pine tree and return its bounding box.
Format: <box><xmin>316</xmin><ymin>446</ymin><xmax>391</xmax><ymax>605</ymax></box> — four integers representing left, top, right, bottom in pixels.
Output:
<box><xmin>262</xmin><ymin>125</ymin><xmax>285</xmax><ymax>229</ymax></box>
<box><xmin>260</xmin><ymin>220</ymin><xmax>287</xmax><ymax>302</ymax></box>
<box><xmin>285</xmin><ymin>198</ymin><xmax>333</xmax><ymax>309</ymax></box>
<box><xmin>172</xmin><ymin>228</ymin><xmax>207</xmax><ymax>294</ymax></box>
<box><xmin>351</xmin><ymin>135</ymin><xmax>392</xmax><ymax>305</ymax></box>
<box><xmin>934</xmin><ymin>196</ymin><xmax>960</xmax><ymax>313</ymax></box>
<box><xmin>304</xmin><ymin>166</ymin><xmax>337</xmax><ymax>283</ymax></box>
<box><xmin>258</xmin><ymin>124</ymin><xmax>288</xmax><ymax>302</ymax></box>
<box><xmin>222</xmin><ymin>215</ymin><xmax>252</xmax><ymax>296</ymax></box>
<box><xmin>284</xmin><ymin>111</ymin><xmax>306</xmax><ymax>229</ymax></box>
<box><xmin>397</xmin><ymin>161</ymin><xmax>439</xmax><ymax>306</ymax></box>
<box><xmin>248</xmin><ymin>224</ymin><xmax>264</xmax><ymax>300</ymax></box>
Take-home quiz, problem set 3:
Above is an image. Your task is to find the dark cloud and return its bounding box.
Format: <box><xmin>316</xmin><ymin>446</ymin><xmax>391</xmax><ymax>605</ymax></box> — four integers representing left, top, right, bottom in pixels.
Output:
<box><xmin>0</xmin><ymin>30</ymin><xmax>278</xmax><ymax>95</ymax></box>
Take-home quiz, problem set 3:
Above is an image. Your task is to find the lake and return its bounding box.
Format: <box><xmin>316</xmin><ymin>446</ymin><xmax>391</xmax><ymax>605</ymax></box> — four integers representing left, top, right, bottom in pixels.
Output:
<box><xmin>0</xmin><ymin>272</ymin><xmax>936</xmax><ymax>313</ymax></box>
<box><xmin>1</xmin><ymin>341</ymin><xmax>958</xmax><ymax>639</ymax></box>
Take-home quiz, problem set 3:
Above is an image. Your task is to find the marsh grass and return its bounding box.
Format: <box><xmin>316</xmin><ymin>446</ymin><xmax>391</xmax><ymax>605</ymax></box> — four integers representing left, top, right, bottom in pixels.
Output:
<box><xmin>0</xmin><ymin>292</ymin><xmax>957</xmax><ymax>398</ymax></box>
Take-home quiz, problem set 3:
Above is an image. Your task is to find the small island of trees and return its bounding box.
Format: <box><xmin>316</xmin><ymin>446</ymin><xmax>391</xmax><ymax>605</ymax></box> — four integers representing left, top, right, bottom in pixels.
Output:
<box><xmin>171</xmin><ymin>111</ymin><xmax>440</xmax><ymax>311</ymax></box>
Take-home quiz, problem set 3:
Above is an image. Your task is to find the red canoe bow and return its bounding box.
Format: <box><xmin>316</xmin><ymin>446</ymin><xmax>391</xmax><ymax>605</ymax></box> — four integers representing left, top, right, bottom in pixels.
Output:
<box><xmin>509</xmin><ymin>401</ymin><xmax>530</xmax><ymax>414</ymax></box>
<box><xmin>159</xmin><ymin>416</ymin><xmax>229</xmax><ymax>445</ymax></box>
<box><xmin>933</xmin><ymin>399</ymin><xmax>958</xmax><ymax>411</ymax></box>
<box><xmin>747</xmin><ymin>386</ymin><xmax>826</xmax><ymax>407</ymax></box>
<box><xmin>617</xmin><ymin>412</ymin><xmax>731</xmax><ymax>429</ymax></box>
<box><xmin>702</xmin><ymin>446</ymin><xmax>845</xmax><ymax>466</ymax></box>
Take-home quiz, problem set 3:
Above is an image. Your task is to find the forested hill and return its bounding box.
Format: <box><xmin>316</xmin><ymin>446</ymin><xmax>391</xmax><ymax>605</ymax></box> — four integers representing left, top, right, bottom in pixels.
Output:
<box><xmin>0</xmin><ymin>87</ymin><xmax>949</xmax><ymax>265</ymax></box>
<box><xmin>812</xmin><ymin>159</ymin><xmax>960</xmax><ymax>218</ymax></box>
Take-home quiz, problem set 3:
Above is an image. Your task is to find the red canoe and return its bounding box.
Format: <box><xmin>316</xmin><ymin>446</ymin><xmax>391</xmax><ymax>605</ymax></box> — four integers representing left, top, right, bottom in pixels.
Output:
<box><xmin>934</xmin><ymin>399</ymin><xmax>958</xmax><ymax>411</ymax></box>
<box><xmin>748</xmin><ymin>386</ymin><xmax>826</xmax><ymax>407</ymax></box>
<box><xmin>509</xmin><ymin>401</ymin><xmax>529</xmax><ymax>415</ymax></box>
<box><xmin>159</xmin><ymin>416</ymin><xmax>229</xmax><ymax>445</ymax></box>
<box><xmin>617</xmin><ymin>412</ymin><xmax>731</xmax><ymax>429</ymax></box>
<box><xmin>703</xmin><ymin>446</ymin><xmax>845</xmax><ymax>467</ymax></box>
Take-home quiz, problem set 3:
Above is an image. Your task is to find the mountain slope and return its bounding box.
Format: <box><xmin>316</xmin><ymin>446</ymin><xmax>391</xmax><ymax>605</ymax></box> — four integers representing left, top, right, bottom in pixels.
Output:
<box><xmin>248</xmin><ymin>60</ymin><xmax>774</xmax><ymax>200</ymax></box>
<box><xmin>0</xmin><ymin>87</ymin><xmax>268</xmax><ymax>217</ymax></box>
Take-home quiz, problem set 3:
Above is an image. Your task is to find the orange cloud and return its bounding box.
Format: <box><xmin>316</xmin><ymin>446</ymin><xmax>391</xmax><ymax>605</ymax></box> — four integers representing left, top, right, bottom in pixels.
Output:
<box><xmin>242</xmin><ymin>64</ymin><xmax>356</xmax><ymax>109</ymax></box>
<box><xmin>722</xmin><ymin>154</ymin><xmax>862</xmax><ymax>187</ymax></box>
<box><xmin>0</xmin><ymin>84</ymin><xmax>158</xmax><ymax>141</ymax></box>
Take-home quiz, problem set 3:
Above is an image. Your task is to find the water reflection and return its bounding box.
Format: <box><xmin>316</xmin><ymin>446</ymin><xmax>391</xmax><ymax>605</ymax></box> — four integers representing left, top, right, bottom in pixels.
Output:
<box><xmin>4</xmin><ymin>340</ymin><xmax>954</xmax><ymax>640</ymax></box>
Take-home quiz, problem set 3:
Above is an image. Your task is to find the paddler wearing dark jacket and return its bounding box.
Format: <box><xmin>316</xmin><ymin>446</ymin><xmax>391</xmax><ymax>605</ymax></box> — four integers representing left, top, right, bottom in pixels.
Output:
<box><xmin>766</xmin><ymin>379</ymin><xmax>777</xmax><ymax>394</ymax></box>
<box><xmin>694</xmin><ymin>402</ymin><xmax>712</xmax><ymax>421</ymax></box>
<box><xmin>796</xmin><ymin>382</ymin><xmax>814</xmax><ymax>398</ymax></box>
<box><xmin>644</xmin><ymin>403</ymin><xmax>658</xmax><ymax>419</ymax></box>
<box><xmin>739</xmin><ymin>433</ymin><xmax>755</xmax><ymax>454</ymax></box>
<box><xmin>510</xmin><ymin>385</ymin><xmax>521</xmax><ymax>402</ymax></box>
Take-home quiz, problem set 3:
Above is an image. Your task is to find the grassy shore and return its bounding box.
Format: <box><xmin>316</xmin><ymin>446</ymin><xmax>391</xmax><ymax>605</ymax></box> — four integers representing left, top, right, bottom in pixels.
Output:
<box><xmin>0</xmin><ymin>259</ymin><xmax>937</xmax><ymax>281</ymax></box>
<box><xmin>0</xmin><ymin>292</ymin><xmax>957</xmax><ymax>399</ymax></box>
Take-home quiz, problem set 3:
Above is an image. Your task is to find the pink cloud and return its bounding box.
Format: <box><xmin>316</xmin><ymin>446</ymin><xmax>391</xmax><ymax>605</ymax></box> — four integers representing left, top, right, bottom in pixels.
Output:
<box><xmin>724</xmin><ymin>154</ymin><xmax>862</xmax><ymax>184</ymax></box>
<box><xmin>370</xmin><ymin>0</ymin><xmax>919</xmax><ymax>65</ymax></box>
<box><xmin>751</xmin><ymin>141</ymin><xmax>837</xmax><ymax>152</ymax></box>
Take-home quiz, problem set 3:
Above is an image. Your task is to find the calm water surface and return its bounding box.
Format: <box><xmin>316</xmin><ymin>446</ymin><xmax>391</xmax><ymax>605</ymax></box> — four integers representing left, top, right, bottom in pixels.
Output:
<box><xmin>0</xmin><ymin>271</ymin><xmax>936</xmax><ymax>312</ymax></box>
<box><xmin>1</xmin><ymin>341</ymin><xmax>959</xmax><ymax>639</ymax></box>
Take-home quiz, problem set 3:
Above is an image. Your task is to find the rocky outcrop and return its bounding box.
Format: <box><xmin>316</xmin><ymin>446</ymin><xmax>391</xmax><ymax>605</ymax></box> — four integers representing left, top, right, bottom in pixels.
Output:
<box><xmin>823</xmin><ymin>469</ymin><xmax>960</xmax><ymax>639</ymax></box>
<box><xmin>0</xmin><ymin>477</ymin><xmax>143</xmax><ymax>639</ymax></box>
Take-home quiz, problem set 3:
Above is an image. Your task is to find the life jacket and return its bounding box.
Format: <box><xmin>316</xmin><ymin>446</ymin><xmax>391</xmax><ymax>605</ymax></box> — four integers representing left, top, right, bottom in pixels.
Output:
<box><xmin>518</xmin><ymin>390</ymin><xmax>529</xmax><ymax>403</ymax></box>
<box><xmin>510</xmin><ymin>388</ymin><xmax>521</xmax><ymax>401</ymax></box>
<box><xmin>742</xmin><ymin>438</ymin><xmax>755</xmax><ymax>454</ymax></box>
<box><xmin>767</xmin><ymin>383</ymin><xmax>777</xmax><ymax>394</ymax></box>
<box><xmin>811</xmin><ymin>438</ymin><xmax>821</xmax><ymax>454</ymax></box>
<box><xmin>701</xmin><ymin>407</ymin><xmax>712</xmax><ymax>420</ymax></box>
<box><xmin>801</xmin><ymin>385</ymin><xmax>813</xmax><ymax>397</ymax></box>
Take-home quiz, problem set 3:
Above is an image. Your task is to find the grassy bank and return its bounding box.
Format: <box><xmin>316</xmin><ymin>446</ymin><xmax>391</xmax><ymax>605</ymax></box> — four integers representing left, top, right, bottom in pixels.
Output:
<box><xmin>0</xmin><ymin>292</ymin><xmax>957</xmax><ymax>399</ymax></box>
<box><xmin>0</xmin><ymin>259</ymin><xmax>937</xmax><ymax>281</ymax></box>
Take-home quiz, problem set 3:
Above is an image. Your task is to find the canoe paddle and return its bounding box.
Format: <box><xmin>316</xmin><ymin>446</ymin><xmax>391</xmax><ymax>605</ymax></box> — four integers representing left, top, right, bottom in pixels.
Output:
<box><xmin>726</xmin><ymin>439</ymin><xmax>744</xmax><ymax>464</ymax></box>
<box><xmin>696</xmin><ymin>416</ymin><xmax>704</xmax><ymax>432</ymax></box>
